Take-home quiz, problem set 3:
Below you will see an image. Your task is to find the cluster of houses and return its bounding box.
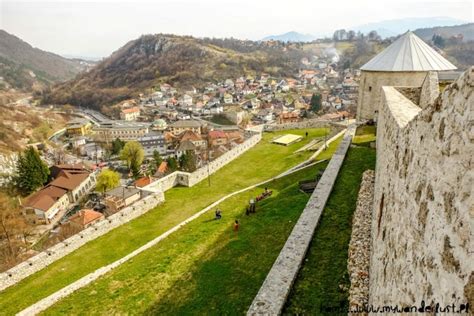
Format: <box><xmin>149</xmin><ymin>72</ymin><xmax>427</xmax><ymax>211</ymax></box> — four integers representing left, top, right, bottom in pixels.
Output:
<box><xmin>127</xmin><ymin>58</ymin><xmax>359</xmax><ymax>126</ymax></box>
<box><xmin>23</xmin><ymin>164</ymin><xmax>97</xmax><ymax>227</ymax></box>
<box><xmin>65</xmin><ymin>114</ymin><xmax>246</xmax><ymax>165</ymax></box>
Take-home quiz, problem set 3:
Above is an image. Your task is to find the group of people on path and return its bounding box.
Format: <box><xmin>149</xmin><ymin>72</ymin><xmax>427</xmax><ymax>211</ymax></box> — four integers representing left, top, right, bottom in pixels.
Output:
<box><xmin>214</xmin><ymin>208</ymin><xmax>239</xmax><ymax>232</ymax></box>
<box><xmin>213</xmin><ymin>187</ymin><xmax>272</xmax><ymax>233</ymax></box>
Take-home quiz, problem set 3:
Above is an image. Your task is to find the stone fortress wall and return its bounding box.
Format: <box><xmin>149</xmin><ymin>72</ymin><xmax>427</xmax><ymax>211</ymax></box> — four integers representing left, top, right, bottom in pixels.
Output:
<box><xmin>370</xmin><ymin>68</ymin><xmax>473</xmax><ymax>309</ymax></box>
<box><xmin>0</xmin><ymin>130</ymin><xmax>262</xmax><ymax>291</ymax></box>
<box><xmin>357</xmin><ymin>71</ymin><xmax>428</xmax><ymax>121</ymax></box>
<box><xmin>264</xmin><ymin>119</ymin><xmax>337</xmax><ymax>131</ymax></box>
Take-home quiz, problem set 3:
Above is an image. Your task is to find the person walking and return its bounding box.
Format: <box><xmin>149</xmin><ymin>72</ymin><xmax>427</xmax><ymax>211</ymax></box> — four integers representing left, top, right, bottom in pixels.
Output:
<box><xmin>233</xmin><ymin>220</ymin><xmax>240</xmax><ymax>232</ymax></box>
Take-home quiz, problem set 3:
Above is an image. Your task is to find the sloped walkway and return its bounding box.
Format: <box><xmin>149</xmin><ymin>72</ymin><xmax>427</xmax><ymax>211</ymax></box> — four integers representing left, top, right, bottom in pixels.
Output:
<box><xmin>247</xmin><ymin>125</ymin><xmax>356</xmax><ymax>315</ymax></box>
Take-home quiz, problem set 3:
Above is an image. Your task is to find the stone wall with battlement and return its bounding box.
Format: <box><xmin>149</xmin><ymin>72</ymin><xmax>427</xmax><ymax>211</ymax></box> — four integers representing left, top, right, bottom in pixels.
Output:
<box><xmin>370</xmin><ymin>68</ymin><xmax>473</xmax><ymax>309</ymax></box>
<box><xmin>357</xmin><ymin>71</ymin><xmax>428</xmax><ymax>121</ymax></box>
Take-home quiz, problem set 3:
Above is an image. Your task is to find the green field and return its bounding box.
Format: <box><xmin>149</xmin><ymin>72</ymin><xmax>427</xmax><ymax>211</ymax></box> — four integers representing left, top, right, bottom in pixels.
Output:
<box><xmin>42</xmin><ymin>163</ymin><xmax>328</xmax><ymax>315</ymax></box>
<box><xmin>0</xmin><ymin>128</ymin><xmax>336</xmax><ymax>315</ymax></box>
<box><xmin>283</xmin><ymin>134</ymin><xmax>376</xmax><ymax>314</ymax></box>
<box><xmin>353</xmin><ymin>124</ymin><xmax>376</xmax><ymax>146</ymax></box>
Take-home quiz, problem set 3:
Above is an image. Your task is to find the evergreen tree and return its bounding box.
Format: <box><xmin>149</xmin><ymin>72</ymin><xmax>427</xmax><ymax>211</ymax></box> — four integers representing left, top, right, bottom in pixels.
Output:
<box><xmin>178</xmin><ymin>151</ymin><xmax>197</xmax><ymax>172</ymax></box>
<box><xmin>166</xmin><ymin>157</ymin><xmax>178</xmax><ymax>171</ymax></box>
<box><xmin>14</xmin><ymin>147</ymin><xmax>50</xmax><ymax>195</ymax></box>
<box><xmin>185</xmin><ymin>151</ymin><xmax>197</xmax><ymax>172</ymax></box>
<box><xmin>310</xmin><ymin>93</ymin><xmax>322</xmax><ymax>113</ymax></box>
<box><xmin>111</xmin><ymin>138</ymin><xmax>125</xmax><ymax>155</ymax></box>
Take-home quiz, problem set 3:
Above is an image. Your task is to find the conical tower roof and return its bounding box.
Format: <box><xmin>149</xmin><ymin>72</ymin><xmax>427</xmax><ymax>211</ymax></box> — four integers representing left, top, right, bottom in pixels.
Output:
<box><xmin>361</xmin><ymin>31</ymin><xmax>457</xmax><ymax>72</ymax></box>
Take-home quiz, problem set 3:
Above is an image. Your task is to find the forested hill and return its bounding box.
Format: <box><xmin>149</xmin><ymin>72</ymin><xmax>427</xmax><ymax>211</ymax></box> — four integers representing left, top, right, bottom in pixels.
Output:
<box><xmin>43</xmin><ymin>34</ymin><xmax>308</xmax><ymax>111</ymax></box>
<box><xmin>0</xmin><ymin>30</ymin><xmax>91</xmax><ymax>91</ymax></box>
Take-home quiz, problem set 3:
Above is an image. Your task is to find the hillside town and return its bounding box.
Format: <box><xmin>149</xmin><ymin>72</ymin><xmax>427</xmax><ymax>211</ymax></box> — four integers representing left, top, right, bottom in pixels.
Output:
<box><xmin>1</xmin><ymin>51</ymin><xmax>359</xmax><ymax>258</ymax></box>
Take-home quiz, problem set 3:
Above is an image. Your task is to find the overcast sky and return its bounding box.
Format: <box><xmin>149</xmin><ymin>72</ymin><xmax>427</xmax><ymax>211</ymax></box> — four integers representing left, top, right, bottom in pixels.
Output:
<box><xmin>1</xmin><ymin>0</ymin><xmax>473</xmax><ymax>58</ymax></box>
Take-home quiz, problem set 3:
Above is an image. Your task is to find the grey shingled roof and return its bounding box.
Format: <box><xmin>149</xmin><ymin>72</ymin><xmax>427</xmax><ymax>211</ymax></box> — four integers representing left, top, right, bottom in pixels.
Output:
<box><xmin>361</xmin><ymin>32</ymin><xmax>457</xmax><ymax>72</ymax></box>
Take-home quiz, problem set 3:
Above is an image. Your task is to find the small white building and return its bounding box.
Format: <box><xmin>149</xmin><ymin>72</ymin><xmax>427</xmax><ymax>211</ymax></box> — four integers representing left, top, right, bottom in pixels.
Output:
<box><xmin>120</xmin><ymin>107</ymin><xmax>140</xmax><ymax>121</ymax></box>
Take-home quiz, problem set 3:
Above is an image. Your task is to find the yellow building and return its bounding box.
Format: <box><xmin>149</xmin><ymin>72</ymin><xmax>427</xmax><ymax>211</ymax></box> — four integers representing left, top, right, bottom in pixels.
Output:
<box><xmin>66</xmin><ymin>119</ymin><xmax>92</xmax><ymax>136</ymax></box>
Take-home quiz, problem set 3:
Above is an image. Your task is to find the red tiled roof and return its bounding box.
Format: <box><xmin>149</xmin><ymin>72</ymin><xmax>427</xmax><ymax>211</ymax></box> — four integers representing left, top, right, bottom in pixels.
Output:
<box><xmin>208</xmin><ymin>130</ymin><xmax>227</xmax><ymax>139</ymax></box>
<box><xmin>49</xmin><ymin>171</ymin><xmax>89</xmax><ymax>191</ymax></box>
<box><xmin>69</xmin><ymin>209</ymin><xmax>103</xmax><ymax>227</ymax></box>
<box><xmin>158</xmin><ymin>161</ymin><xmax>168</xmax><ymax>174</ymax></box>
<box><xmin>121</xmin><ymin>107</ymin><xmax>140</xmax><ymax>114</ymax></box>
<box><xmin>180</xmin><ymin>130</ymin><xmax>202</xmax><ymax>142</ymax></box>
<box><xmin>25</xmin><ymin>185</ymin><xmax>68</xmax><ymax>211</ymax></box>
<box><xmin>134</xmin><ymin>176</ymin><xmax>153</xmax><ymax>188</ymax></box>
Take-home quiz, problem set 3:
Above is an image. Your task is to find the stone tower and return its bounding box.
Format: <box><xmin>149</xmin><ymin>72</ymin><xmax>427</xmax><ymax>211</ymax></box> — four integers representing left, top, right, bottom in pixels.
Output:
<box><xmin>356</xmin><ymin>31</ymin><xmax>456</xmax><ymax>121</ymax></box>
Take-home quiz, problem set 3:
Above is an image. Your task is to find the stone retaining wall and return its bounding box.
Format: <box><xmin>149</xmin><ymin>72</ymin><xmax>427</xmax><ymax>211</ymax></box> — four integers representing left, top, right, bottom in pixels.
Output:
<box><xmin>247</xmin><ymin>125</ymin><xmax>356</xmax><ymax>315</ymax></box>
<box><xmin>143</xmin><ymin>132</ymin><xmax>262</xmax><ymax>190</ymax></box>
<box><xmin>347</xmin><ymin>170</ymin><xmax>375</xmax><ymax>315</ymax></box>
<box><xmin>370</xmin><ymin>68</ymin><xmax>473</xmax><ymax>309</ymax></box>
<box><xmin>264</xmin><ymin>119</ymin><xmax>335</xmax><ymax>131</ymax></box>
<box><xmin>0</xmin><ymin>192</ymin><xmax>164</xmax><ymax>292</ymax></box>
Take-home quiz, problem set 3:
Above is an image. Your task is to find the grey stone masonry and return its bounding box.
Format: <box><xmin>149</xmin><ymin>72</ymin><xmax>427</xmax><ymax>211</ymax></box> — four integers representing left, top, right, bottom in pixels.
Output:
<box><xmin>347</xmin><ymin>170</ymin><xmax>375</xmax><ymax>315</ymax></box>
<box><xmin>247</xmin><ymin>125</ymin><xmax>356</xmax><ymax>315</ymax></box>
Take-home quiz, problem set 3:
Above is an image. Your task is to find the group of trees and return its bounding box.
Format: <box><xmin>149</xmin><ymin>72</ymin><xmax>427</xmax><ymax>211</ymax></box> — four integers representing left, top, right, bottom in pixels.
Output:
<box><xmin>333</xmin><ymin>29</ymin><xmax>381</xmax><ymax>42</ymax></box>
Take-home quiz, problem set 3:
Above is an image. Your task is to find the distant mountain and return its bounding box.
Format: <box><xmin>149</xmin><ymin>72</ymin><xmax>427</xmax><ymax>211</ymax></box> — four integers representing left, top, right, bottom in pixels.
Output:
<box><xmin>262</xmin><ymin>31</ymin><xmax>316</xmax><ymax>42</ymax></box>
<box><xmin>352</xmin><ymin>17</ymin><xmax>468</xmax><ymax>38</ymax></box>
<box><xmin>414</xmin><ymin>23</ymin><xmax>474</xmax><ymax>42</ymax></box>
<box><xmin>43</xmin><ymin>34</ymin><xmax>309</xmax><ymax>112</ymax></box>
<box><xmin>0</xmin><ymin>30</ymin><xmax>92</xmax><ymax>91</ymax></box>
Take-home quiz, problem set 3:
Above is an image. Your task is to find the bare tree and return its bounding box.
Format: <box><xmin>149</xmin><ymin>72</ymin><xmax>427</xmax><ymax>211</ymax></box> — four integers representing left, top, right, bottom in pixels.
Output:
<box><xmin>0</xmin><ymin>193</ymin><xmax>32</xmax><ymax>270</ymax></box>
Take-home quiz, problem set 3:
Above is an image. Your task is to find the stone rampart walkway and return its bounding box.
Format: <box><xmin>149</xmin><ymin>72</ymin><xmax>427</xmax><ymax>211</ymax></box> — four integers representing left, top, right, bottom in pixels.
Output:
<box><xmin>247</xmin><ymin>125</ymin><xmax>356</xmax><ymax>315</ymax></box>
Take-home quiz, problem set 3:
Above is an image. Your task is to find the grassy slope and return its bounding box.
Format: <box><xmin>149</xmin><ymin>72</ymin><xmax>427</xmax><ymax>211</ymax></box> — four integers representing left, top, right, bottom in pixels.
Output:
<box><xmin>353</xmin><ymin>125</ymin><xmax>376</xmax><ymax>147</ymax></box>
<box><xmin>283</xmin><ymin>132</ymin><xmax>376</xmax><ymax>315</ymax></box>
<box><xmin>0</xmin><ymin>128</ymin><xmax>330</xmax><ymax>315</ymax></box>
<box><xmin>42</xmin><ymin>163</ymin><xmax>328</xmax><ymax>315</ymax></box>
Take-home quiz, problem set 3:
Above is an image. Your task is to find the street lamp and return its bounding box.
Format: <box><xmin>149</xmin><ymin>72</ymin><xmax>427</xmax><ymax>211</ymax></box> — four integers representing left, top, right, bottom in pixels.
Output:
<box><xmin>207</xmin><ymin>146</ymin><xmax>211</xmax><ymax>187</ymax></box>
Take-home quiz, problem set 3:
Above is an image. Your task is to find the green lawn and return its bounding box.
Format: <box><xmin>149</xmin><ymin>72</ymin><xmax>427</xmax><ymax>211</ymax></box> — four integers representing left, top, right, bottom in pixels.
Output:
<box><xmin>42</xmin><ymin>163</ymin><xmax>328</xmax><ymax>315</ymax></box>
<box><xmin>353</xmin><ymin>124</ymin><xmax>376</xmax><ymax>146</ymax></box>
<box><xmin>0</xmin><ymin>128</ymin><xmax>332</xmax><ymax>315</ymax></box>
<box><xmin>283</xmin><ymin>146</ymin><xmax>376</xmax><ymax>315</ymax></box>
